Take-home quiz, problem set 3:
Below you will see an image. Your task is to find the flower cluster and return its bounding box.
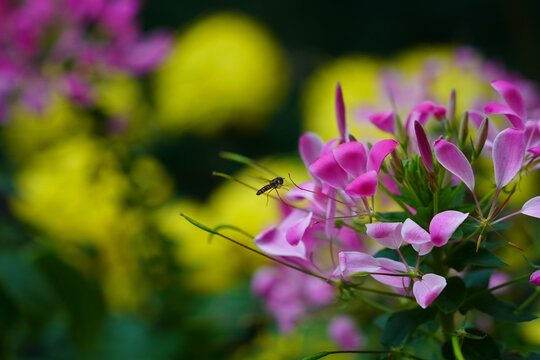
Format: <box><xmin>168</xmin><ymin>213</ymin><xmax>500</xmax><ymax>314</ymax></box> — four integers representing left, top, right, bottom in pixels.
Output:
<box><xmin>248</xmin><ymin>81</ymin><xmax>540</xmax><ymax>352</ymax></box>
<box><xmin>0</xmin><ymin>0</ymin><xmax>171</xmax><ymax>122</ymax></box>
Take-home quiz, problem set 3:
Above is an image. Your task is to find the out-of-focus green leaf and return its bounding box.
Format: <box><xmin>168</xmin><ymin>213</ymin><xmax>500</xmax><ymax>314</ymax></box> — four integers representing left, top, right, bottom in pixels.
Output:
<box><xmin>35</xmin><ymin>253</ymin><xmax>106</xmax><ymax>349</ymax></box>
<box><xmin>300</xmin><ymin>352</ymin><xmax>332</xmax><ymax>360</ymax></box>
<box><xmin>435</xmin><ymin>277</ymin><xmax>466</xmax><ymax>314</ymax></box>
<box><xmin>463</xmin><ymin>292</ymin><xmax>536</xmax><ymax>322</ymax></box>
<box><xmin>0</xmin><ymin>251</ymin><xmax>56</xmax><ymax>318</ymax></box>
<box><xmin>381</xmin><ymin>307</ymin><xmax>437</xmax><ymax>347</ymax></box>
<box><xmin>447</xmin><ymin>242</ymin><xmax>507</xmax><ymax>271</ymax></box>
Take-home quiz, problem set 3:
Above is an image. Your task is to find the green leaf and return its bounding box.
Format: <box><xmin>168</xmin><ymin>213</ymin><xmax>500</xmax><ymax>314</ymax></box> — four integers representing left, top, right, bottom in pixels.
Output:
<box><xmin>0</xmin><ymin>251</ymin><xmax>57</xmax><ymax>318</ymax></box>
<box><xmin>447</xmin><ymin>242</ymin><xmax>507</xmax><ymax>272</ymax></box>
<box><xmin>435</xmin><ymin>277</ymin><xmax>466</xmax><ymax>314</ymax></box>
<box><xmin>464</xmin><ymin>292</ymin><xmax>536</xmax><ymax>322</ymax></box>
<box><xmin>35</xmin><ymin>253</ymin><xmax>106</xmax><ymax>349</ymax></box>
<box><xmin>382</xmin><ymin>307</ymin><xmax>437</xmax><ymax>347</ymax></box>
<box><xmin>442</xmin><ymin>328</ymin><xmax>500</xmax><ymax>360</ymax></box>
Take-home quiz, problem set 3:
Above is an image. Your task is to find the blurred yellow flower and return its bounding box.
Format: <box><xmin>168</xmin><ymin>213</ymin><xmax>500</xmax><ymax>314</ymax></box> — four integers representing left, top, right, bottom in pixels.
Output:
<box><xmin>9</xmin><ymin>135</ymin><xmax>175</xmax><ymax>309</ymax></box>
<box><xmin>154</xmin><ymin>157</ymin><xmax>308</xmax><ymax>293</ymax></box>
<box><xmin>154</xmin><ymin>12</ymin><xmax>288</xmax><ymax>135</ymax></box>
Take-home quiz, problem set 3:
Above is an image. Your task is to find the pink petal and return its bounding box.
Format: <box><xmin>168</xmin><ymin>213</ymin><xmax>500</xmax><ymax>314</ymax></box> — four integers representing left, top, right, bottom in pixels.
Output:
<box><xmin>309</xmin><ymin>152</ymin><xmax>349</xmax><ymax>189</ymax></box>
<box><xmin>530</xmin><ymin>270</ymin><xmax>540</xmax><ymax>287</ymax></box>
<box><xmin>286</xmin><ymin>212</ymin><xmax>313</xmax><ymax>246</ymax></box>
<box><xmin>413</xmin><ymin>273</ymin><xmax>447</xmax><ymax>309</ymax></box>
<box><xmin>528</xmin><ymin>146</ymin><xmax>540</xmax><ymax>156</ymax></box>
<box><xmin>365</xmin><ymin>222</ymin><xmax>403</xmax><ymax>249</ymax></box>
<box><xmin>491</xmin><ymin>80</ymin><xmax>526</xmax><ymax>120</ymax></box>
<box><xmin>414</xmin><ymin>121</ymin><xmax>434</xmax><ymax>174</ymax></box>
<box><xmin>492</xmin><ymin>128</ymin><xmax>525</xmax><ymax>189</ymax></box>
<box><xmin>412</xmin><ymin>242</ymin><xmax>434</xmax><ymax>256</ymax></box>
<box><xmin>286</xmin><ymin>181</ymin><xmax>317</xmax><ymax>202</ymax></box>
<box><xmin>335</xmin><ymin>82</ymin><xmax>348</xmax><ymax>142</ymax></box>
<box><xmin>484</xmin><ymin>102</ymin><xmax>524</xmax><ymax>130</ymax></box>
<box><xmin>372</xmin><ymin>258</ymin><xmax>410</xmax><ymax>288</ymax></box>
<box><xmin>367</xmin><ymin>139</ymin><xmax>399</xmax><ymax>173</ymax></box>
<box><xmin>254</xmin><ymin>227</ymin><xmax>307</xmax><ymax>259</ymax></box>
<box><xmin>251</xmin><ymin>267</ymin><xmax>277</xmax><ymax>295</ymax></box>
<box><xmin>338</xmin><ymin>251</ymin><xmax>381</xmax><ymax>276</ymax></box>
<box><xmin>405</xmin><ymin>101</ymin><xmax>446</xmax><ymax>131</ymax></box>
<box><xmin>429</xmin><ymin>210</ymin><xmax>468</xmax><ymax>247</ymax></box>
<box><xmin>328</xmin><ymin>315</ymin><xmax>364</xmax><ymax>351</ymax></box>
<box><xmin>521</xmin><ymin>196</ymin><xmax>540</xmax><ymax>218</ymax></box>
<box><xmin>338</xmin><ymin>226</ymin><xmax>365</xmax><ymax>252</ymax></box>
<box><xmin>368</xmin><ymin>110</ymin><xmax>395</xmax><ymax>134</ymax></box>
<box><xmin>401</xmin><ymin>219</ymin><xmax>431</xmax><ymax>244</ymax></box>
<box><xmin>333</xmin><ymin>141</ymin><xmax>368</xmax><ymax>178</ymax></box>
<box><xmin>345</xmin><ymin>170</ymin><xmax>378</xmax><ymax>198</ymax></box>
<box><xmin>299</xmin><ymin>132</ymin><xmax>324</xmax><ymax>168</ymax></box>
<box><xmin>433</xmin><ymin>139</ymin><xmax>475</xmax><ymax>191</ymax></box>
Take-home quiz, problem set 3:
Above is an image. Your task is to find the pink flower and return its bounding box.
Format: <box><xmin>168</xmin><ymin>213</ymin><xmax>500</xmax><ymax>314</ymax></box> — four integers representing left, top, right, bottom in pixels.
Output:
<box><xmin>485</xmin><ymin>80</ymin><xmax>526</xmax><ymax>130</ymax></box>
<box><xmin>335</xmin><ymin>82</ymin><xmax>348</xmax><ymax>142</ymax></box>
<box><xmin>365</xmin><ymin>222</ymin><xmax>403</xmax><ymax>249</ymax></box>
<box><xmin>414</xmin><ymin>121</ymin><xmax>434</xmax><ymax>174</ymax></box>
<box><xmin>328</xmin><ymin>315</ymin><xmax>364</xmax><ymax>350</ymax></box>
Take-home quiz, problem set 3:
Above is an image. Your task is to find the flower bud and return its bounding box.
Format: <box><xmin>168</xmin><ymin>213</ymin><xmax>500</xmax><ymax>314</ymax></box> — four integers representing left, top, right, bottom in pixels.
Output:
<box><xmin>447</xmin><ymin>89</ymin><xmax>456</xmax><ymax>124</ymax></box>
<box><xmin>335</xmin><ymin>82</ymin><xmax>348</xmax><ymax>143</ymax></box>
<box><xmin>458</xmin><ymin>111</ymin><xmax>469</xmax><ymax>148</ymax></box>
<box><xmin>474</xmin><ymin>117</ymin><xmax>489</xmax><ymax>156</ymax></box>
<box><xmin>414</xmin><ymin>120</ymin><xmax>433</xmax><ymax>175</ymax></box>
<box><xmin>394</xmin><ymin>112</ymin><xmax>408</xmax><ymax>147</ymax></box>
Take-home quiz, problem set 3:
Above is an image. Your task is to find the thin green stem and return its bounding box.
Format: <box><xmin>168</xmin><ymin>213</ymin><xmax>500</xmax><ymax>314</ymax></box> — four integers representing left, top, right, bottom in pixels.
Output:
<box><xmin>348</xmin><ymin>284</ymin><xmax>416</xmax><ymax>301</ymax></box>
<box><xmin>452</xmin><ymin>336</ymin><xmax>465</xmax><ymax>360</ymax></box>
<box><xmin>379</xmin><ymin>182</ymin><xmax>413</xmax><ymax>216</ymax></box>
<box><xmin>357</xmin><ymin>294</ymin><xmax>392</xmax><ymax>313</ymax></box>
<box><xmin>517</xmin><ymin>286</ymin><xmax>540</xmax><ymax>313</ymax></box>
<box><xmin>180</xmin><ymin>213</ymin><xmax>331</xmax><ymax>283</ymax></box>
<box><xmin>465</xmin><ymin>274</ymin><xmax>530</xmax><ymax>302</ymax></box>
<box><xmin>301</xmin><ymin>350</ymin><xmax>427</xmax><ymax>360</ymax></box>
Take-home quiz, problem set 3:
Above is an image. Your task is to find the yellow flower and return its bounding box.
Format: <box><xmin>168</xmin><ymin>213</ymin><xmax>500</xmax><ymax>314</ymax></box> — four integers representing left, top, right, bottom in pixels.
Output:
<box><xmin>153</xmin><ymin>12</ymin><xmax>288</xmax><ymax>135</ymax></box>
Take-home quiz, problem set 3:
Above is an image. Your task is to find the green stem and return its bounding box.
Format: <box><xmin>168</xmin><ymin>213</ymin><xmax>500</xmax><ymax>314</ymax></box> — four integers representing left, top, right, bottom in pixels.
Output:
<box><xmin>517</xmin><ymin>286</ymin><xmax>540</xmax><ymax>313</ymax></box>
<box><xmin>357</xmin><ymin>294</ymin><xmax>392</xmax><ymax>313</ymax></box>
<box><xmin>452</xmin><ymin>336</ymin><xmax>465</xmax><ymax>360</ymax></box>
<box><xmin>301</xmin><ymin>350</ymin><xmax>426</xmax><ymax>360</ymax></box>
<box><xmin>348</xmin><ymin>284</ymin><xmax>416</xmax><ymax>301</ymax></box>
<box><xmin>379</xmin><ymin>182</ymin><xmax>414</xmax><ymax>216</ymax></box>
<box><xmin>465</xmin><ymin>274</ymin><xmax>531</xmax><ymax>303</ymax></box>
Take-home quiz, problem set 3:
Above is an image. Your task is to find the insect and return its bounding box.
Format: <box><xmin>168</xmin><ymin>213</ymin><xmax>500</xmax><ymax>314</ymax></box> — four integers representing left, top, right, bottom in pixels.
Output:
<box><xmin>256</xmin><ymin>176</ymin><xmax>284</xmax><ymax>195</ymax></box>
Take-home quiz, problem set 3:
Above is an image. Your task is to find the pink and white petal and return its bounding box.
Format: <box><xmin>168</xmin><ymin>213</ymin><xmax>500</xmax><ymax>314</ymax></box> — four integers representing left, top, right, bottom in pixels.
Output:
<box><xmin>429</xmin><ymin>210</ymin><xmax>469</xmax><ymax>247</ymax></box>
<box><xmin>366</xmin><ymin>222</ymin><xmax>403</xmax><ymax>249</ymax></box>
<box><xmin>413</xmin><ymin>273</ymin><xmax>447</xmax><ymax>309</ymax></box>
<box><xmin>254</xmin><ymin>227</ymin><xmax>307</xmax><ymax>259</ymax></box>
<box><xmin>530</xmin><ymin>270</ymin><xmax>540</xmax><ymax>286</ymax></box>
<box><xmin>299</xmin><ymin>132</ymin><xmax>324</xmax><ymax>168</ymax></box>
<box><xmin>372</xmin><ymin>258</ymin><xmax>410</xmax><ymax>288</ymax></box>
<box><xmin>369</xmin><ymin>110</ymin><xmax>395</xmax><ymax>134</ymax></box>
<box><xmin>491</xmin><ymin>80</ymin><xmax>526</xmax><ymax>120</ymax></box>
<box><xmin>309</xmin><ymin>152</ymin><xmax>349</xmax><ymax>189</ymax></box>
<box><xmin>286</xmin><ymin>212</ymin><xmax>313</xmax><ymax>246</ymax></box>
<box><xmin>338</xmin><ymin>251</ymin><xmax>381</xmax><ymax>276</ymax></box>
<box><xmin>401</xmin><ymin>218</ymin><xmax>431</xmax><ymax>244</ymax></box>
<box><xmin>412</xmin><ymin>242</ymin><xmax>434</xmax><ymax>256</ymax></box>
<box><xmin>433</xmin><ymin>139</ymin><xmax>475</xmax><ymax>191</ymax></box>
<box><xmin>521</xmin><ymin>196</ymin><xmax>540</xmax><ymax>218</ymax></box>
<box><xmin>286</xmin><ymin>181</ymin><xmax>317</xmax><ymax>202</ymax></box>
<box><xmin>367</xmin><ymin>139</ymin><xmax>399</xmax><ymax>173</ymax></box>
<box><xmin>484</xmin><ymin>102</ymin><xmax>524</xmax><ymax>130</ymax></box>
<box><xmin>345</xmin><ymin>170</ymin><xmax>378</xmax><ymax>198</ymax></box>
<box><xmin>492</xmin><ymin>128</ymin><xmax>525</xmax><ymax>189</ymax></box>
<box><xmin>333</xmin><ymin>141</ymin><xmax>368</xmax><ymax>178</ymax></box>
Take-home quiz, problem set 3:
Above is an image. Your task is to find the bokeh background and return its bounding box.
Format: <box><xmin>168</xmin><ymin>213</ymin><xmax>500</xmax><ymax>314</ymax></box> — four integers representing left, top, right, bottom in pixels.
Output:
<box><xmin>1</xmin><ymin>0</ymin><xmax>540</xmax><ymax>359</ymax></box>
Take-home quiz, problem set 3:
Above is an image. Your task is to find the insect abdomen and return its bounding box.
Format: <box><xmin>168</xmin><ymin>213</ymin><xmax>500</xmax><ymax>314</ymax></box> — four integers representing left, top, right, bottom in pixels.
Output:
<box><xmin>256</xmin><ymin>185</ymin><xmax>272</xmax><ymax>195</ymax></box>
